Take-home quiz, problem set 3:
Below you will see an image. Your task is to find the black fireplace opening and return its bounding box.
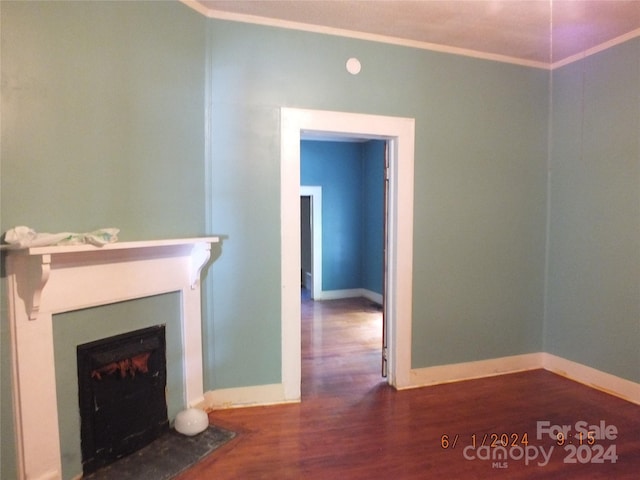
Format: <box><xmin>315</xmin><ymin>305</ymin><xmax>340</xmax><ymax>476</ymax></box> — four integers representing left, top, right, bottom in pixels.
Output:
<box><xmin>77</xmin><ymin>325</ymin><xmax>169</xmax><ymax>475</ymax></box>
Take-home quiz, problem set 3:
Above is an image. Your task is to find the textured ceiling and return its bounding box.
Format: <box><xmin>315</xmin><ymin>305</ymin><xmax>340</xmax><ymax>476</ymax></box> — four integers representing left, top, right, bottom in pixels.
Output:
<box><xmin>190</xmin><ymin>0</ymin><xmax>640</xmax><ymax>67</ymax></box>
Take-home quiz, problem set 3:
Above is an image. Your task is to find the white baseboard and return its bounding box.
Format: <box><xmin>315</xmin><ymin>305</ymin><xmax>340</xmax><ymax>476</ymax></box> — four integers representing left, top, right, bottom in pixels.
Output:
<box><xmin>203</xmin><ymin>354</ymin><xmax>639</xmax><ymax>410</ymax></box>
<box><xmin>202</xmin><ymin>383</ymin><xmax>299</xmax><ymax>410</ymax></box>
<box><xmin>316</xmin><ymin>288</ymin><xmax>362</xmax><ymax>300</ymax></box>
<box><xmin>361</xmin><ymin>289</ymin><xmax>383</xmax><ymax>305</ymax></box>
<box><xmin>542</xmin><ymin>353</ymin><xmax>640</xmax><ymax>405</ymax></box>
<box><xmin>316</xmin><ymin>288</ymin><xmax>382</xmax><ymax>304</ymax></box>
<box><xmin>406</xmin><ymin>352</ymin><xmax>639</xmax><ymax>405</ymax></box>
<box><xmin>405</xmin><ymin>353</ymin><xmax>544</xmax><ymax>389</ymax></box>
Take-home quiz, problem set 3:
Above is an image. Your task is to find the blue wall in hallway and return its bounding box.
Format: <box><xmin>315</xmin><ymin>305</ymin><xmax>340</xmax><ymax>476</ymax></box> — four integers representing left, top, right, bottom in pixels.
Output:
<box><xmin>301</xmin><ymin>140</ymin><xmax>385</xmax><ymax>295</ymax></box>
<box><xmin>362</xmin><ymin>140</ymin><xmax>386</xmax><ymax>295</ymax></box>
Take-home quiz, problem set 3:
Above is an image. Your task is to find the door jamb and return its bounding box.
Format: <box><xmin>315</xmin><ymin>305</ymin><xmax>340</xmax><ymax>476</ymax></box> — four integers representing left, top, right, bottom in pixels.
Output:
<box><xmin>300</xmin><ymin>186</ymin><xmax>322</xmax><ymax>300</ymax></box>
<box><xmin>281</xmin><ymin>108</ymin><xmax>415</xmax><ymax>400</ymax></box>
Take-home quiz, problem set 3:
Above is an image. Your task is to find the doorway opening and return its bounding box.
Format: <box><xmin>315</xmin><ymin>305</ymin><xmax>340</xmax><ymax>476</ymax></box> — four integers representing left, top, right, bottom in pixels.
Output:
<box><xmin>281</xmin><ymin>108</ymin><xmax>415</xmax><ymax>401</ymax></box>
<box><xmin>300</xmin><ymin>186</ymin><xmax>322</xmax><ymax>301</ymax></box>
<box><xmin>300</xmin><ymin>138</ymin><xmax>388</xmax><ymax>379</ymax></box>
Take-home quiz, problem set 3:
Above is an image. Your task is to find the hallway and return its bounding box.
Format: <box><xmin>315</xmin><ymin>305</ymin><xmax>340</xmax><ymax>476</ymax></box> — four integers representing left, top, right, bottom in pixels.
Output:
<box><xmin>301</xmin><ymin>294</ymin><xmax>384</xmax><ymax>399</ymax></box>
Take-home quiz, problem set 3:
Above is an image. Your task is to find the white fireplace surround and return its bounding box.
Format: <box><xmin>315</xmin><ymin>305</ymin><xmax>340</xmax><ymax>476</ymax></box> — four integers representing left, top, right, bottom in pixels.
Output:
<box><xmin>6</xmin><ymin>237</ymin><xmax>220</xmax><ymax>480</ymax></box>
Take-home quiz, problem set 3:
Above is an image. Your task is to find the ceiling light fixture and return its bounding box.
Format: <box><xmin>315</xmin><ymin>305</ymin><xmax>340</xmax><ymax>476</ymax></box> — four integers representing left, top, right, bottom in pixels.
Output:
<box><xmin>346</xmin><ymin>57</ymin><xmax>361</xmax><ymax>75</ymax></box>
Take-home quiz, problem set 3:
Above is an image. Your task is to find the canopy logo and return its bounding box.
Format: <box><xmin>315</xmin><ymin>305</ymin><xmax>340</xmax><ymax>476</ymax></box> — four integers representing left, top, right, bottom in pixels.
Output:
<box><xmin>462</xmin><ymin>445</ymin><xmax>554</xmax><ymax>468</ymax></box>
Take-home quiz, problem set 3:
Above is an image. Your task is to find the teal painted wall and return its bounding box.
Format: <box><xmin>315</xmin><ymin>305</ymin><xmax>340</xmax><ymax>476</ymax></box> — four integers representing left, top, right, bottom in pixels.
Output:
<box><xmin>207</xmin><ymin>19</ymin><xmax>549</xmax><ymax>381</ymax></box>
<box><xmin>0</xmin><ymin>1</ymin><xmax>207</xmax><ymax>236</ymax></box>
<box><xmin>301</xmin><ymin>140</ymin><xmax>384</xmax><ymax>293</ymax></box>
<box><xmin>1</xmin><ymin>2</ymin><xmax>208</xmax><ymax>478</ymax></box>
<box><xmin>1</xmin><ymin>4</ymin><xmax>549</xmax><ymax>476</ymax></box>
<box><xmin>545</xmin><ymin>39</ymin><xmax>640</xmax><ymax>382</ymax></box>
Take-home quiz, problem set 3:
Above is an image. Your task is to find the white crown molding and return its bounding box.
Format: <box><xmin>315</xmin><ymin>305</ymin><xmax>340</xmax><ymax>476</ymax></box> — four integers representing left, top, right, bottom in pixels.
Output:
<box><xmin>182</xmin><ymin>0</ymin><xmax>640</xmax><ymax>70</ymax></box>
<box><xmin>181</xmin><ymin>0</ymin><xmax>549</xmax><ymax>69</ymax></box>
<box><xmin>551</xmin><ymin>27</ymin><xmax>640</xmax><ymax>69</ymax></box>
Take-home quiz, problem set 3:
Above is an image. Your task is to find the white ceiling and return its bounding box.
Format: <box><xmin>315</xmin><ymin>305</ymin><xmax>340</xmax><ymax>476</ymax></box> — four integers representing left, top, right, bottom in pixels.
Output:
<box><xmin>189</xmin><ymin>0</ymin><xmax>640</xmax><ymax>68</ymax></box>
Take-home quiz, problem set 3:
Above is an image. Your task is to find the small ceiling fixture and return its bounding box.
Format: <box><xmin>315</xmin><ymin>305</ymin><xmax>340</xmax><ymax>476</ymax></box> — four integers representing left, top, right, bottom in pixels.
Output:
<box><xmin>346</xmin><ymin>57</ymin><xmax>361</xmax><ymax>75</ymax></box>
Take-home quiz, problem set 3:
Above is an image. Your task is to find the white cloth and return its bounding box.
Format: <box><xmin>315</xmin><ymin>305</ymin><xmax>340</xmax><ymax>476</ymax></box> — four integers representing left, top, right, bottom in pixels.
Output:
<box><xmin>2</xmin><ymin>226</ymin><xmax>119</xmax><ymax>249</ymax></box>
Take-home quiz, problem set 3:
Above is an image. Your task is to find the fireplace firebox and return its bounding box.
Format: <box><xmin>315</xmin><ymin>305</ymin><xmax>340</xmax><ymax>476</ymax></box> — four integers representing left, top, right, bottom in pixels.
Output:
<box><xmin>77</xmin><ymin>325</ymin><xmax>168</xmax><ymax>475</ymax></box>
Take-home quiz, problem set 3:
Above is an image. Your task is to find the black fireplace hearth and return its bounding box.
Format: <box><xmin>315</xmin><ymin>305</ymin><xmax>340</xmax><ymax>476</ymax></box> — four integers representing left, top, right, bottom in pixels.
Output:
<box><xmin>77</xmin><ymin>325</ymin><xmax>169</xmax><ymax>475</ymax></box>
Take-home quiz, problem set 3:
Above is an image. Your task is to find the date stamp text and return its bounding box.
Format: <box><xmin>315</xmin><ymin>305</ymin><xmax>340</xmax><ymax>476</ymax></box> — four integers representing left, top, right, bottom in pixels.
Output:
<box><xmin>441</xmin><ymin>420</ymin><xmax>619</xmax><ymax>468</ymax></box>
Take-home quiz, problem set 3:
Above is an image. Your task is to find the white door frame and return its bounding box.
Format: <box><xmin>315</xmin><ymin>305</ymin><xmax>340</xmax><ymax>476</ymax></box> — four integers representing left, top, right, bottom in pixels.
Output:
<box><xmin>300</xmin><ymin>186</ymin><xmax>322</xmax><ymax>300</ymax></box>
<box><xmin>281</xmin><ymin>108</ymin><xmax>415</xmax><ymax>400</ymax></box>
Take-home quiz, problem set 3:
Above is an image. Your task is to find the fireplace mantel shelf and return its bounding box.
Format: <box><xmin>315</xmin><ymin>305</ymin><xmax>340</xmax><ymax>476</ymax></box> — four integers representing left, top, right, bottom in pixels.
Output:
<box><xmin>6</xmin><ymin>236</ymin><xmax>221</xmax><ymax>480</ymax></box>
<box><xmin>10</xmin><ymin>236</ymin><xmax>220</xmax><ymax>256</ymax></box>
<box><xmin>9</xmin><ymin>237</ymin><xmax>220</xmax><ymax>321</ymax></box>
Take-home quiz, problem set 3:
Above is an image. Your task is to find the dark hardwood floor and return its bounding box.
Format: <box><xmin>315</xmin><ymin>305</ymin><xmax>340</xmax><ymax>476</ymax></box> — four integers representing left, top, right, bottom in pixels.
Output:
<box><xmin>178</xmin><ymin>295</ymin><xmax>640</xmax><ymax>479</ymax></box>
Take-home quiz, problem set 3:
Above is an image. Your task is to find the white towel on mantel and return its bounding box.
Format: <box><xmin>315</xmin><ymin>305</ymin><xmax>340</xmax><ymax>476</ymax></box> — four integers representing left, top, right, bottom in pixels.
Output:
<box><xmin>2</xmin><ymin>226</ymin><xmax>119</xmax><ymax>249</ymax></box>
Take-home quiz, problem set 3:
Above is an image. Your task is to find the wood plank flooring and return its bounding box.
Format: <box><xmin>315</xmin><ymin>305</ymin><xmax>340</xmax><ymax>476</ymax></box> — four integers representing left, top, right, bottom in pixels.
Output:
<box><xmin>177</xmin><ymin>296</ymin><xmax>640</xmax><ymax>479</ymax></box>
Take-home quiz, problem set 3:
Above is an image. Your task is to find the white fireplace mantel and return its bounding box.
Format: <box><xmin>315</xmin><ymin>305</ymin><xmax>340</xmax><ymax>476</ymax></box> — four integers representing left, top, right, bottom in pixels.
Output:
<box><xmin>5</xmin><ymin>237</ymin><xmax>220</xmax><ymax>480</ymax></box>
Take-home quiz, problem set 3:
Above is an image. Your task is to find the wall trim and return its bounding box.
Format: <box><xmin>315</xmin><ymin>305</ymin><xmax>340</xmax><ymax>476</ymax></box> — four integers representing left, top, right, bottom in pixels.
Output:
<box><xmin>202</xmin><ymin>383</ymin><xmax>298</xmax><ymax>410</ymax></box>
<box><xmin>181</xmin><ymin>0</ymin><xmax>548</xmax><ymax>69</ymax></box>
<box><xmin>316</xmin><ymin>288</ymin><xmax>362</xmax><ymax>300</ymax></box>
<box><xmin>300</xmin><ymin>186</ymin><xmax>322</xmax><ymax>300</ymax></box>
<box><xmin>360</xmin><ymin>289</ymin><xmax>383</xmax><ymax>305</ymax></box>
<box><xmin>550</xmin><ymin>27</ymin><xmax>640</xmax><ymax>69</ymax></box>
<box><xmin>204</xmin><ymin>354</ymin><xmax>639</xmax><ymax>410</ymax></box>
<box><xmin>315</xmin><ymin>288</ymin><xmax>382</xmax><ymax>305</ymax></box>
<box><xmin>281</xmin><ymin>108</ymin><xmax>415</xmax><ymax>395</ymax></box>
<box><xmin>542</xmin><ymin>353</ymin><xmax>640</xmax><ymax>405</ymax></box>
<box><xmin>406</xmin><ymin>353</ymin><xmax>639</xmax><ymax>405</ymax></box>
<box><xmin>182</xmin><ymin>0</ymin><xmax>640</xmax><ymax>70</ymax></box>
<box><xmin>405</xmin><ymin>353</ymin><xmax>544</xmax><ymax>389</ymax></box>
